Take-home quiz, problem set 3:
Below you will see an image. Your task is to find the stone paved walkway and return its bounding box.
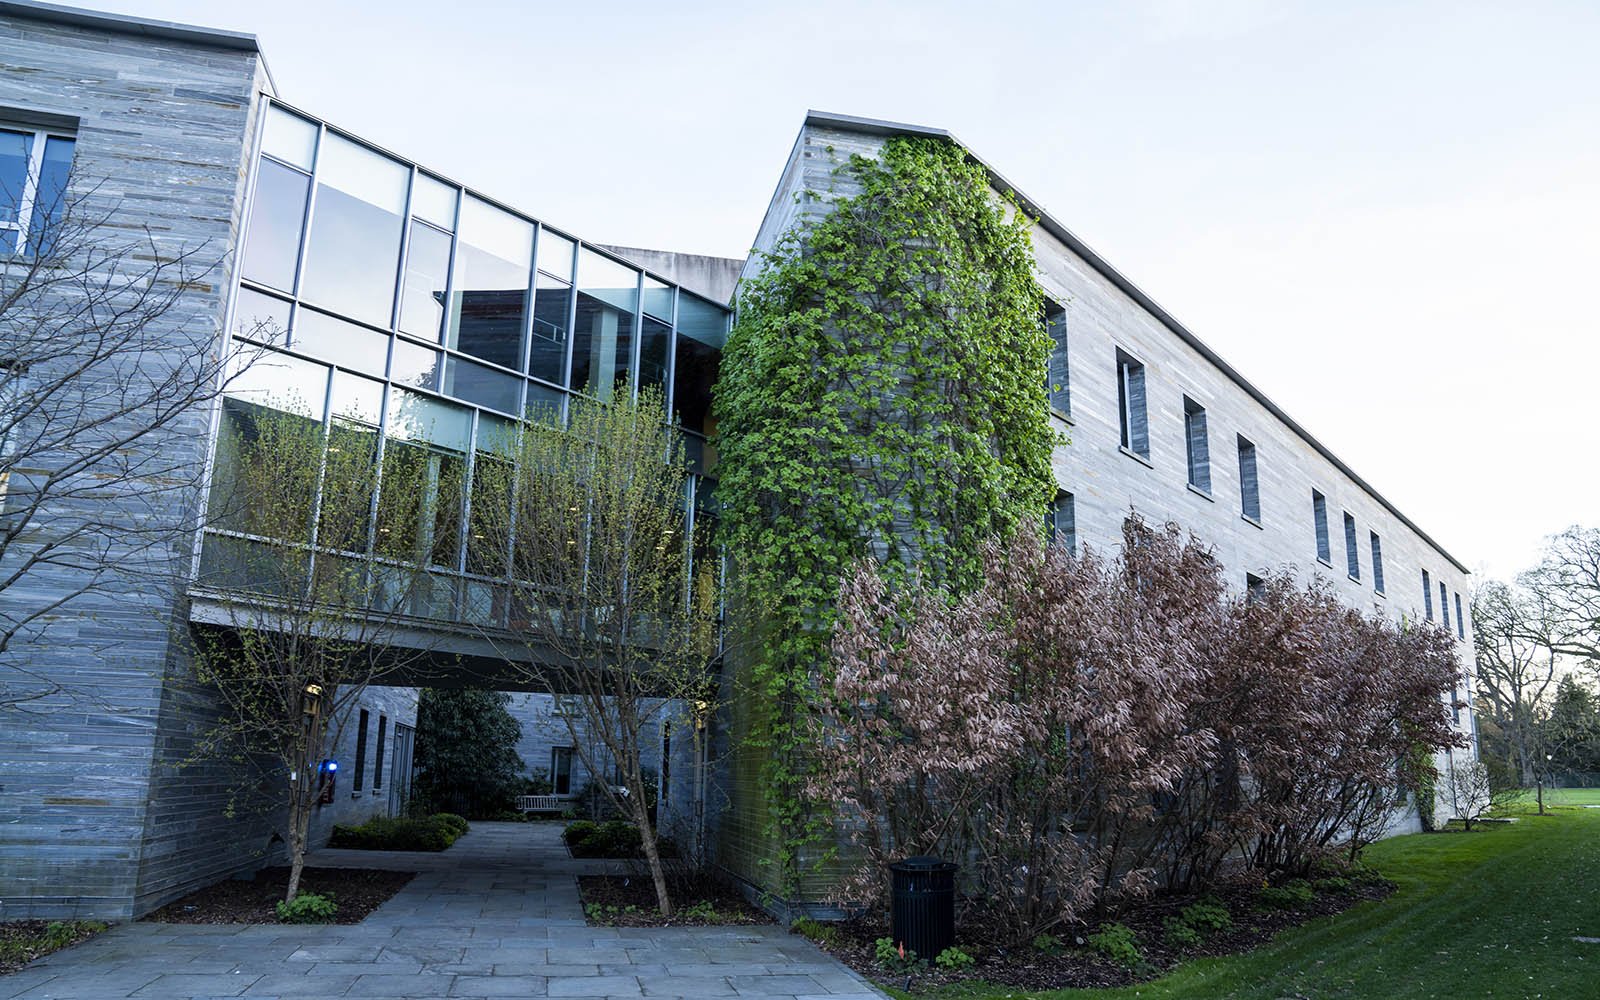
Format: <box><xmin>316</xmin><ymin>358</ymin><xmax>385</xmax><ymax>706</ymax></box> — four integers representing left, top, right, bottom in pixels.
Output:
<box><xmin>3</xmin><ymin>823</ymin><xmax>884</xmax><ymax>1000</ymax></box>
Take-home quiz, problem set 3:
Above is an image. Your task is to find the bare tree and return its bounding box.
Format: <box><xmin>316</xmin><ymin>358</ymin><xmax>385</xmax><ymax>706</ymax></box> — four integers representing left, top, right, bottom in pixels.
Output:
<box><xmin>188</xmin><ymin>399</ymin><xmax>438</xmax><ymax>902</ymax></box>
<box><xmin>1523</xmin><ymin>526</ymin><xmax>1600</xmax><ymax>676</ymax></box>
<box><xmin>1443</xmin><ymin>756</ymin><xmax>1495</xmax><ymax>831</ymax></box>
<box><xmin>1472</xmin><ymin>580</ymin><xmax>1559</xmax><ymax>784</ymax></box>
<box><xmin>0</xmin><ymin>172</ymin><xmax>236</xmax><ymax>708</ymax></box>
<box><xmin>473</xmin><ymin>386</ymin><xmax>720</xmax><ymax>917</ymax></box>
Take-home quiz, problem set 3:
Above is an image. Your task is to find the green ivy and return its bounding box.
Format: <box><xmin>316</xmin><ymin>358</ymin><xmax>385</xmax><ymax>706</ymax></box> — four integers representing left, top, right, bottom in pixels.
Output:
<box><xmin>714</xmin><ymin>136</ymin><xmax>1058</xmax><ymax>894</ymax></box>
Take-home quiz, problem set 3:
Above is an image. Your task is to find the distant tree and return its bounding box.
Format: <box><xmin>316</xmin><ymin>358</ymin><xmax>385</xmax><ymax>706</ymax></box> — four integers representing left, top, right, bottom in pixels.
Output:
<box><xmin>1</xmin><ymin>169</ymin><xmax>238</xmax><ymax>709</ymax></box>
<box><xmin>472</xmin><ymin>386</ymin><xmax>720</xmax><ymax>917</ymax></box>
<box><xmin>1443</xmin><ymin>758</ymin><xmax>1494</xmax><ymax>831</ymax></box>
<box><xmin>412</xmin><ymin>689</ymin><xmax>525</xmax><ymax>817</ymax></box>
<box><xmin>1472</xmin><ymin>580</ymin><xmax>1559</xmax><ymax>783</ymax></box>
<box><xmin>1542</xmin><ymin>675</ymin><xmax>1600</xmax><ymax>775</ymax></box>
<box><xmin>1522</xmin><ymin>526</ymin><xmax>1600</xmax><ymax>682</ymax></box>
<box><xmin>189</xmin><ymin>402</ymin><xmax>436</xmax><ymax>903</ymax></box>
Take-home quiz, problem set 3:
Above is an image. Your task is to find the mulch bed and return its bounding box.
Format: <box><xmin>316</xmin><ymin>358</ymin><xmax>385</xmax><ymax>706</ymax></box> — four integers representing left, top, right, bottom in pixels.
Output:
<box><xmin>811</xmin><ymin>873</ymin><xmax>1395</xmax><ymax>994</ymax></box>
<box><xmin>1</xmin><ymin>921</ymin><xmax>108</xmax><ymax>975</ymax></box>
<box><xmin>141</xmin><ymin>867</ymin><xmax>416</xmax><ymax>925</ymax></box>
<box><xmin>578</xmin><ymin>874</ymin><xmax>774</xmax><ymax>927</ymax></box>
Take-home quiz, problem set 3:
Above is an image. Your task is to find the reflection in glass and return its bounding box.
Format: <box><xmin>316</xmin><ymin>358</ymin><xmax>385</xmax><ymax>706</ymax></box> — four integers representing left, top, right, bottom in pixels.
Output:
<box><xmin>209</xmin><ymin>396</ymin><xmax>321</xmax><ymax>541</ymax></box>
<box><xmin>390</xmin><ymin>338</ymin><xmax>440</xmax><ymax>390</ymax></box>
<box><xmin>293</xmin><ymin>308</ymin><xmax>389</xmax><ymax>378</ymax></box>
<box><xmin>26</xmin><ymin>136</ymin><xmax>75</xmax><ymax>257</ymax></box>
<box><xmin>639</xmin><ymin>316</ymin><xmax>669</xmax><ymax>391</ymax></box>
<box><xmin>410</xmin><ymin>172</ymin><xmax>457</xmax><ymax>230</ymax></box>
<box><xmin>330</xmin><ymin>370</ymin><xmax>384</xmax><ymax>423</ymax></box>
<box><xmin>241</xmin><ymin>159</ymin><xmax>310</xmax><ymax>292</ymax></box>
<box><xmin>467</xmin><ymin>452</ymin><xmax>511</xmax><ymax>577</ymax></box>
<box><xmin>234</xmin><ymin>286</ymin><xmax>291</xmax><ymax>346</ymax></box>
<box><xmin>673</xmin><ymin>293</ymin><xmax>727</xmax><ymax>435</ymax></box>
<box><xmin>226</xmin><ymin>349</ymin><xmax>329</xmax><ymax>419</ymax></box>
<box><xmin>0</xmin><ymin>130</ymin><xmax>29</xmax><ymax>249</ymax></box>
<box><xmin>528</xmin><ymin>272</ymin><xmax>570</xmax><ymax>385</ymax></box>
<box><xmin>377</xmin><ymin>439</ymin><xmax>465</xmax><ymax>570</ymax></box>
<box><xmin>525</xmin><ymin>382</ymin><xmax>563</xmax><ymax>425</ymax></box>
<box><xmin>571</xmin><ymin>249</ymin><xmax>638</xmax><ymax>399</ymax></box>
<box><xmin>536</xmin><ymin>229</ymin><xmax>576</xmax><ymax>279</ymax></box>
<box><xmin>318</xmin><ymin>417</ymin><xmax>379</xmax><ymax>553</ymax></box>
<box><xmin>199</xmin><ymin>533</ymin><xmax>307</xmax><ymax>597</ymax></box>
<box><xmin>447</xmin><ymin>197</ymin><xmax>531</xmax><ymax>371</ymax></box>
<box><xmin>261</xmin><ymin>106</ymin><xmax>318</xmax><ymax>170</ymax></box>
<box><xmin>641</xmin><ymin>275</ymin><xmax>672</xmax><ymax>320</ymax></box>
<box><xmin>399</xmin><ymin>220</ymin><xmax>452</xmax><ymax>341</ymax></box>
<box><xmin>441</xmin><ymin>355</ymin><xmax>520</xmax><ymax>414</ymax></box>
<box><xmin>386</xmin><ymin>387</ymin><xmax>471</xmax><ymax>451</ymax></box>
<box><xmin>300</xmin><ymin>134</ymin><xmax>408</xmax><ymax>327</ymax></box>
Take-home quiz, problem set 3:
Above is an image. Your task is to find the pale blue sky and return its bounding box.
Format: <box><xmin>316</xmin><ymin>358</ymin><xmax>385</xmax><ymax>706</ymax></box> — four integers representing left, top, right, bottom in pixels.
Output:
<box><xmin>82</xmin><ymin>0</ymin><xmax>1600</xmax><ymax>580</ymax></box>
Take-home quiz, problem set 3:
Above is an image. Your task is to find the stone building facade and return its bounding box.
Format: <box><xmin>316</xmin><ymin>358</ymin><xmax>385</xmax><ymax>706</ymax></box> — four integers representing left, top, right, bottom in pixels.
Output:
<box><xmin>0</xmin><ymin>3</ymin><xmax>1474</xmax><ymax>920</ymax></box>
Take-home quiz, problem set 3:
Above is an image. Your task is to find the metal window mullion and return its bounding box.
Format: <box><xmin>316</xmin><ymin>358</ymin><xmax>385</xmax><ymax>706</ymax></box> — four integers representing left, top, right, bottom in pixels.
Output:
<box><xmin>288</xmin><ymin>124</ymin><xmax>326</xmax><ymax>302</ymax></box>
<box><xmin>13</xmin><ymin>128</ymin><xmax>46</xmax><ymax>249</ymax></box>
<box><xmin>629</xmin><ymin>272</ymin><xmax>643</xmax><ymax>402</ymax></box>
<box><xmin>562</xmin><ymin>247</ymin><xmax>580</xmax><ymax>395</ymax></box>
<box><xmin>664</xmin><ymin>285</ymin><xmax>679</xmax><ymax>421</ymax></box>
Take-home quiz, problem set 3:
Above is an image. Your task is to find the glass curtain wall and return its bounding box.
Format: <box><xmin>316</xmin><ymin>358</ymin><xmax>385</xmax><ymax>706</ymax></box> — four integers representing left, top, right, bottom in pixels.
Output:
<box><xmin>206</xmin><ymin>99</ymin><xmax>732</xmax><ymax>628</ymax></box>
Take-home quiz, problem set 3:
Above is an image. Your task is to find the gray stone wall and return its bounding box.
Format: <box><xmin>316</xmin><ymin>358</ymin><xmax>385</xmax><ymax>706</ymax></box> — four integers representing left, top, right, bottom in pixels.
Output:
<box><xmin>0</xmin><ymin>10</ymin><xmax>264</xmax><ymax>920</ymax></box>
<box><xmin>305</xmin><ymin>685</ymin><xmax>421</xmax><ymax>846</ymax></box>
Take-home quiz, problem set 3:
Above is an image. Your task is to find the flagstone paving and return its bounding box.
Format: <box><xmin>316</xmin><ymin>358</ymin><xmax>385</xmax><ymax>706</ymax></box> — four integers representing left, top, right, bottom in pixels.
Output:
<box><xmin>4</xmin><ymin>823</ymin><xmax>884</xmax><ymax>1000</ymax></box>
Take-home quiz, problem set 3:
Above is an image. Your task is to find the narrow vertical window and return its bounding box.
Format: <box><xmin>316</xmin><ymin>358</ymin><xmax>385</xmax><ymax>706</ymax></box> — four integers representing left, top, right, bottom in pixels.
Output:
<box><xmin>1183</xmin><ymin>396</ymin><xmax>1210</xmax><ymax>493</ymax></box>
<box><xmin>1440</xmin><ymin>581</ymin><xmax>1450</xmax><ymax>632</ymax></box>
<box><xmin>1116</xmin><ymin>349</ymin><xmax>1148</xmax><ymax>459</ymax></box>
<box><xmin>1343</xmin><ymin>512</ymin><xmax>1360</xmax><ymax>581</ymax></box>
<box><xmin>1246</xmin><ymin>572</ymin><xmax>1266</xmax><ymax>604</ymax></box>
<box><xmin>1423</xmin><ymin>569</ymin><xmax>1434</xmax><ymax>620</ymax></box>
<box><xmin>1237</xmin><ymin>436</ymin><xmax>1259</xmax><ymax>522</ymax></box>
<box><xmin>1048</xmin><ymin>490</ymin><xmax>1076</xmax><ymax>554</ymax></box>
<box><xmin>551</xmin><ymin>746</ymin><xmax>573</xmax><ymax>796</ymax></box>
<box><xmin>1370</xmin><ymin>532</ymin><xmax>1385</xmax><ymax>594</ymax></box>
<box><xmin>1312</xmin><ymin>490</ymin><xmax>1331</xmax><ymax>564</ymax></box>
<box><xmin>1455</xmin><ymin>592</ymin><xmax>1465</xmax><ymax>640</ymax></box>
<box><xmin>353</xmin><ymin>708</ymin><xmax>369</xmax><ymax>792</ymax></box>
<box><xmin>660</xmin><ymin>721</ymin><xmax>671</xmax><ymax>804</ymax></box>
<box><xmin>1044</xmin><ymin>299</ymin><xmax>1069</xmax><ymax>416</ymax></box>
<box><xmin>373</xmin><ymin>715</ymin><xmax>387</xmax><ymax>790</ymax></box>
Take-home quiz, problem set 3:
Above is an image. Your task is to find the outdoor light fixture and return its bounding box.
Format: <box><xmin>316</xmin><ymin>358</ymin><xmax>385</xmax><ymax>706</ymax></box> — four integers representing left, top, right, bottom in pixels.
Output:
<box><xmin>301</xmin><ymin>683</ymin><xmax>324</xmax><ymax>717</ymax></box>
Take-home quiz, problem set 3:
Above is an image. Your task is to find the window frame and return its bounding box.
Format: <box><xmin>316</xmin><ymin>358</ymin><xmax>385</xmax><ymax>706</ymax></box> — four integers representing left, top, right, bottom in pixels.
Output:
<box><xmin>1370</xmin><ymin>531</ymin><xmax>1386</xmax><ymax>595</ymax></box>
<box><xmin>1343</xmin><ymin>511</ymin><xmax>1360</xmax><ymax>582</ymax></box>
<box><xmin>1236</xmin><ymin>435</ymin><xmax>1260</xmax><ymax>525</ymax></box>
<box><xmin>1311</xmin><ymin>489</ymin><xmax>1332</xmax><ymax>566</ymax></box>
<box><xmin>1182</xmin><ymin>395</ymin><xmax>1210</xmax><ymax>495</ymax></box>
<box><xmin>1116</xmin><ymin>348</ymin><xmax>1149</xmax><ymax>460</ymax></box>
<box><xmin>1</xmin><ymin>123</ymin><xmax>77</xmax><ymax>257</ymax></box>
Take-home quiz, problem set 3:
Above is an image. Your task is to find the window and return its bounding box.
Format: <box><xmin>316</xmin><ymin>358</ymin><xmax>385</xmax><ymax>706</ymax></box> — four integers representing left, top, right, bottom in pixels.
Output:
<box><xmin>353</xmin><ymin>709</ymin><xmax>369</xmax><ymax>792</ymax></box>
<box><xmin>1370</xmin><ymin>532</ymin><xmax>1385</xmax><ymax>594</ymax></box>
<box><xmin>1246</xmin><ymin>572</ymin><xmax>1266</xmax><ymax>604</ymax></box>
<box><xmin>1116</xmin><ymin>349</ymin><xmax>1148</xmax><ymax>458</ymax></box>
<box><xmin>447</xmin><ymin>196</ymin><xmax>532</xmax><ymax>372</ymax></box>
<box><xmin>1455</xmin><ymin>592</ymin><xmax>1465</xmax><ymax>640</ymax></box>
<box><xmin>1183</xmin><ymin>396</ymin><xmax>1209</xmax><ymax>492</ymax></box>
<box><xmin>1044</xmin><ymin>299</ymin><xmax>1069</xmax><ymax>416</ymax></box>
<box><xmin>571</xmin><ymin>248</ymin><xmax>638</xmax><ymax>400</ymax></box>
<box><xmin>1440</xmin><ymin>581</ymin><xmax>1450</xmax><ymax>632</ymax></box>
<box><xmin>1312</xmin><ymin>490</ymin><xmax>1331</xmax><ymax>564</ymax></box>
<box><xmin>553</xmin><ymin>693</ymin><xmax>581</xmax><ymax>716</ymax></box>
<box><xmin>1</xmin><ymin>124</ymin><xmax>76</xmax><ymax>256</ymax></box>
<box><xmin>673</xmin><ymin>293</ymin><xmax>726</xmax><ymax>439</ymax></box>
<box><xmin>300</xmin><ymin>133</ymin><xmax>409</xmax><ymax>327</ymax></box>
<box><xmin>373</xmin><ymin>715</ymin><xmax>387</xmax><ymax>790</ymax></box>
<box><xmin>1343</xmin><ymin>512</ymin><xmax>1360</xmax><ymax>581</ymax></box>
<box><xmin>1047</xmin><ymin>490</ymin><xmax>1076</xmax><ymax>554</ymax></box>
<box><xmin>550</xmin><ymin>746</ymin><xmax>574</xmax><ymax>796</ymax></box>
<box><xmin>1423</xmin><ymin>569</ymin><xmax>1434</xmax><ymax>620</ymax></box>
<box><xmin>1237</xmin><ymin>436</ymin><xmax>1259</xmax><ymax>522</ymax></box>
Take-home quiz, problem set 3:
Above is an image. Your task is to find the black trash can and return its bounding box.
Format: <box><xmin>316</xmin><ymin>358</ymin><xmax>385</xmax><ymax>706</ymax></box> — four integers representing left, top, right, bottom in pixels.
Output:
<box><xmin>888</xmin><ymin>856</ymin><xmax>958</xmax><ymax>962</ymax></box>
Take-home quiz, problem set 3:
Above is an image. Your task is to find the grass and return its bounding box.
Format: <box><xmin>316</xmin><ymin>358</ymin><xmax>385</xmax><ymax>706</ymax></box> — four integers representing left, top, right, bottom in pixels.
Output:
<box><xmin>891</xmin><ymin>799</ymin><xmax>1600</xmax><ymax>999</ymax></box>
<box><xmin>0</xmin><ymin>920</ymin><xmax>109</xmax><ymax>975</ymax></box>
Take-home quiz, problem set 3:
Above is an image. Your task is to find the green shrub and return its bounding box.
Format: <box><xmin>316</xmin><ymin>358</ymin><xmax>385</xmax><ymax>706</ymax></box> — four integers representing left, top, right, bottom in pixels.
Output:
<box><xmin>1087</xmin><ymin>923</ymin><xmax>1142</xmax><ymax>967</ymax></box>
<box><xmin>1178</xmin><ymin>901</ymin><xmax>1233</xmax><ymax>934</ymax></box>
<box><xmin>1164</xmin><ymin>917</ymin><xmax>1203</xmax><ymax>948</ymax></box>
<box><xmin>328</xmin><ymin>814</ymin><xmax>464</xmax><ymax>851</ymax></box>
<box><xmin>874</xmin><ymin>935</ymin><xmax>919</xmax><ymax>970</ymax></box>
<box><xmin>1313</xmin><ymin>875</ymin><xmax>1353</xmax><ymax>894</ymax></box>
<box><xmin>791</xmin><ymin>917</ymin><xmax>841</xmax><ymax>947</ymax></box>
<box><xmin>935</xmin><ymin>946</ymin><xmax>975</xmax><ymax>970</ymax></box>
<box><xmin>563</xmin><ymin>818</ymin><xmax>655</xmax><ymax>858</ymax></box>
<box><xmin>681</xmin><ymin>900</ymin><xmax>720</xmax><ymax>921</ymax></box>
<box><xmin>1258</xmin><ymin>878</ymin><xmax>1315</xmax><ymax>909</ymax></box>
<box><xmin>1031</xmin><ymin>932</ymin><xmax>1064</xmax><ymax>956</ymax></box>
<box><xmin>275</xmin><ymin>892</ymin><xmax>337</xmax><ymax>924</ymax></box>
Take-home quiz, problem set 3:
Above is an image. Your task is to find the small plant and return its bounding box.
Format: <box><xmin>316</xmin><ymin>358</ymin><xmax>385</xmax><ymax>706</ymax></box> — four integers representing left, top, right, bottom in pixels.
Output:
<box><xmin>935</xmin><ymin>946</ymin><xmax>975</xmax><ymax>971</ymax></box>
<box><xmin>791</xmin><ymin>917</ymin><xmax>841</xmax><ymax>947</ymax></box>
<box><xmin>1164</xmin><ymin>917</ymin><xmax>1203</xmax><ymax>948</ymax></box>
<box><xmin>681</xmin><ymin>900</ymin><xmax>720</xmax><ymax>921</ymax></box>
<box><xmin>275</xmin><ymin>892</ymin><xmax>337</xmax><ymax>924</ymax></box>
<box><xmin>874</xmin><ymin>936</ymin><xmax>919</xmax><ymax>971</ymax></box>
<box><xmin>1179</xmin><ymin>901</ymin><xmax>1233</xmax><ymax>934</ymax></box>
<box><xmin>1087</xmin><ymin>922</ymin><xmax>1142</xmax><ymax>968</ymax></box>
<box><xmin>1313</xmin><ymin>875</ymin><xmax>1353</xmax><ymax>893</ymax></box>
<box><xmin>1257</xmin><ymin>878</ymin><xmax>1315</xmax><ymax>909</ymax></box>
<box><xmin>1031</xmin><ymin>932</ymin><xmax>1064</xmax><ymax>956</ymax></box>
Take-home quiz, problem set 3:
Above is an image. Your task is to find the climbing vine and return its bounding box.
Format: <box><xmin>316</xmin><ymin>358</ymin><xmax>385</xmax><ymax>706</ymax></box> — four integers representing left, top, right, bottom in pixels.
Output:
<box><xmin>713</xmin><ymin>136</ymin><xmax>1058</xmax><ymax>894</ymax></box>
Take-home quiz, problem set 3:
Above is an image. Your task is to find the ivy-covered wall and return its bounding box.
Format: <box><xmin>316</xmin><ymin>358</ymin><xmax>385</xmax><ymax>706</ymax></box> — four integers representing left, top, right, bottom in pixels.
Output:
<box><xmin>713</xmin><ymin>132</ymin><xmax>1058</xmax><ymax>899</ymax></box>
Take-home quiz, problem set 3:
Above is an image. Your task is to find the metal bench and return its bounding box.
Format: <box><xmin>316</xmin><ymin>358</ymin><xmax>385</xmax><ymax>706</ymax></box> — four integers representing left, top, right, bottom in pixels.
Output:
<box><xmin>516</xmin><ymin>794</ymin><xmax>570</xmax><ymax>814</ymax></box>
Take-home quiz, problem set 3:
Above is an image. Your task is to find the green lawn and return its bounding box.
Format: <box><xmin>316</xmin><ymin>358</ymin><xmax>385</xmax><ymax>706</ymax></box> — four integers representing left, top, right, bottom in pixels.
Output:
<box><xmin>891</xmin><ymin>803</ymin><xmax>1600</xmax><ymax>999</ymax></box>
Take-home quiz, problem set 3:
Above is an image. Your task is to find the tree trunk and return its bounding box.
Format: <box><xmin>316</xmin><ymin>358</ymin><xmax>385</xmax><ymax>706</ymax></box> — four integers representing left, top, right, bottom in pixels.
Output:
<box><xmin>631</xmin><ymin>792</ymin><xmax>674</xmax><ymax>917</ymax></box>
<box><xmin>285</xmin><ymin>781</ymin><xmax>308</xmax><ymax>902</ymax></box>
